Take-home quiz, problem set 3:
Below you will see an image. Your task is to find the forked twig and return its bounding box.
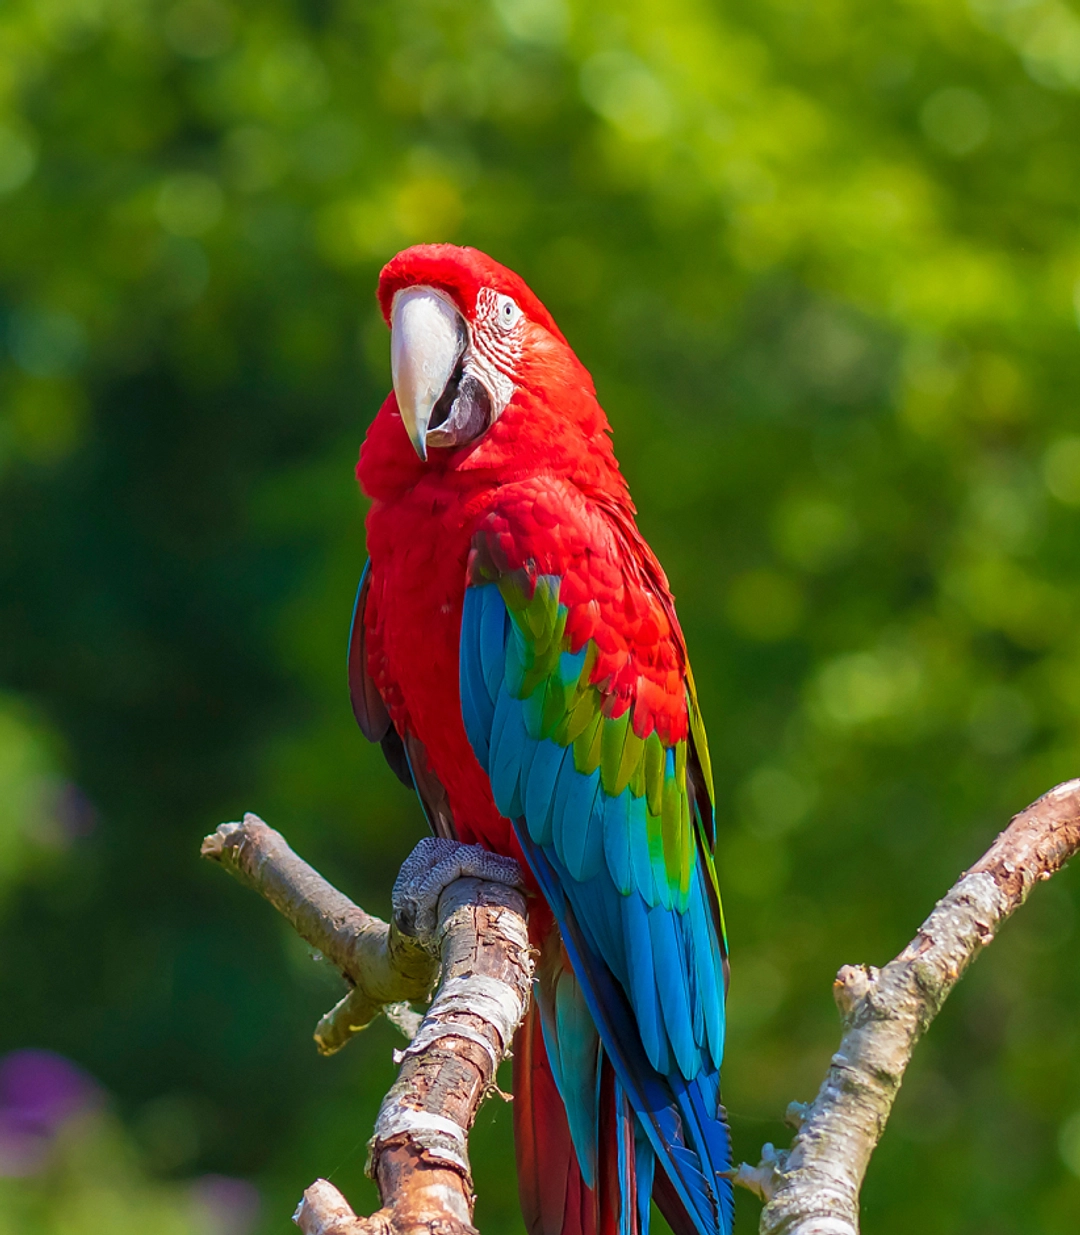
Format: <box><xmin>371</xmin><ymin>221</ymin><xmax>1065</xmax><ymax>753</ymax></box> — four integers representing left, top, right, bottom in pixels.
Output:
<box><xmin>739</xmin><ymin>778</ymin><xmax>1080</xmax><ymax>1235</ymax></box>
<box><xmin>203</xmin><ymin>815</ymin><xmax>533</xmax><ymax>1235</ymax></box>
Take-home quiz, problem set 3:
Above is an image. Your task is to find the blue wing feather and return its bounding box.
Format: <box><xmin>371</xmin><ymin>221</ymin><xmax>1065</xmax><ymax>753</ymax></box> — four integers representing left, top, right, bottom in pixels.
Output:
<box><xmin>525</xmin><ymin>740</ymin><xmax>571</xmax><ymax>845</ymax></box>
<box><xmin>574</xmin><ymin>873</ymin><xmax>627</xmax><ymax>986</ymax></box>
<box><xmin>461</xmin><ymin>588</ymin><xmax>494</xmax><ymax>762</ymax></box>
<box><xmin>459</xmin><ymin>579</ymin><xmax>731</xmax><ymax>1235</ymax></box>
<box><xmin>479</xmin><ymin>585</ymin><xmax>508</xmax><ymax>704</ymax></box>
<box><xmin>627</xmin><ymin>792</ymin><xmax>657</xmax><ymax>906</ymax></box>
<box><xmin>552</xmin><ymin>764</ymin><xmax>601</xmax><ymax>881</ymax></box>
<box><xmin>489</xmin><ymin>683</ymin><xmax>527</xmax><ymax>819</ymax></box>
<box><xmin>560</xmin><ymin>647</ymin><xmax>588</xmax><ymax>684</ymax></box>
<box><xmin>621</xmin><ymin>893</ymin><xmax>669</xmax><ymax>1075</ymax></box>
<box><xmin>558</xmin><ymin>773</ymin><xmax>606</xmax><ymax>883</ymax></box>
<box><xmin>459</xmin><ymin>592</ymin><xmax>492</xmax><ymax>766</ymax></box>
<box><xmin>603</xmin><ymin>789</ymin><xmax>634</xmax><ymax>896</ymax></box>
<box><xmin>648</xmin><ymin>902</ymin><xmax>698</xmax><ymax>1081</ymax></box>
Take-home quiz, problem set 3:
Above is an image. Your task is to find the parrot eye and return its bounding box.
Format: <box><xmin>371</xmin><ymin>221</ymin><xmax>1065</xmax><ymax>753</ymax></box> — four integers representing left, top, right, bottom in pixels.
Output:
<box><xmin>495</xmin><ymin>294</ymin><xmax>522</xmax><ymax>332</ymax></box>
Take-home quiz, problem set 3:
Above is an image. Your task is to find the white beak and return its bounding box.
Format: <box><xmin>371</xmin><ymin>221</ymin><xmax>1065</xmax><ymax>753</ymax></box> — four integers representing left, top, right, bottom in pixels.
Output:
<box><xmin>390</xmin><ymin>286</ymin><xmax>466</xmax><ymax>461</ymax></box>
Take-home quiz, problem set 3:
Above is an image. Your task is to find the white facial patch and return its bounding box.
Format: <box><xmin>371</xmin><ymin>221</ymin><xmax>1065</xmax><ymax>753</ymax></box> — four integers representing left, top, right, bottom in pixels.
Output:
<box><xmin>469</xmin><ymin>287</ymin><xmax>521</xmax><ymax>417</ymax></box>
<box><xmin>388</xmin><ymin>282</ymin><xmax>525</xmax><ymax>459</ymax></box>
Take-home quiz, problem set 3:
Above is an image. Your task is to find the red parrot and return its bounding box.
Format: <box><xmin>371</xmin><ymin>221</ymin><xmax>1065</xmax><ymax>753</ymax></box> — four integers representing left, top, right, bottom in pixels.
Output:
<box><xmin>351</xmin><ymin>245</ymin><xmax>732</xmax><ymax>1235</ymax></box>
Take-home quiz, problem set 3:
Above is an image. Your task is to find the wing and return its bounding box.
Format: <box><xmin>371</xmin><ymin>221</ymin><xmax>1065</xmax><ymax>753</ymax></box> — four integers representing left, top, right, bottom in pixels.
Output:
<box><xmin>458</xmin><ymin>480</ymin><xmax>732</xmax><ymax>1235</ymax></box>
<box><xmin>349</xmin><ymin>560</ymin><xmax>456</xmax><ymax>837</ymax></box>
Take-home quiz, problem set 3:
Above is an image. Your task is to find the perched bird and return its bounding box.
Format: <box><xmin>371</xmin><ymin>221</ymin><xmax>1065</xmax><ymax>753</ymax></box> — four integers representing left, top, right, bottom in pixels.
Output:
<box><xmin>351</xmin><ymin>245</ymin><xmax>732</xmax><ymax>1235</ymax></box>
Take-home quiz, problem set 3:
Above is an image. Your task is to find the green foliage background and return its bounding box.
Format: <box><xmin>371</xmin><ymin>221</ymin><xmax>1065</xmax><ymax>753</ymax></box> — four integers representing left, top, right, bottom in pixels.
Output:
<box><xmin>2</xmin><ymin>0</ymin><xmax>1080</xmax><ymax>1230</ymax></box>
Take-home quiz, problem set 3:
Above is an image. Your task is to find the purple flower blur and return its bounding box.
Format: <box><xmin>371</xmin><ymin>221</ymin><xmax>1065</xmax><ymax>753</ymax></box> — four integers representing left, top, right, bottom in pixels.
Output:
<box><xmin>0</xmin><ymin>1049</ymin><xmax>101</xmax><ymax>1176</ymax></box>
<box><xmin>190</xmin><ymin>1173</ymin><xmax>261</xmax><ymax>1235</ymax></box>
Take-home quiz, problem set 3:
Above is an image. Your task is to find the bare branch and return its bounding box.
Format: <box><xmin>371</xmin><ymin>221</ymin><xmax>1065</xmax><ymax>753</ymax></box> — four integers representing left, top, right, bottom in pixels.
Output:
<box><xmin>747</xmin><ymin>777</ymin><xmax>1080</xmax><ymax>1235</ymax></box>
<box><xmin>293</xmin><ymin>1179</ymin><xmax>369</xmax><ymax>1235</ymax></box>
<box><xmin>207</xmin><ymin>781</ymin><xmax>1080</xmax><ymax>1235</ymax></box>
<box><xmin>202</xmin><ymin>813</ymin><xmax>436</xmax><ymax>1051</ymax></box>
<box><xmin>203</xmin><ymin>816</ymin><xmax>534</xmax><ymax>1235</ymax></box>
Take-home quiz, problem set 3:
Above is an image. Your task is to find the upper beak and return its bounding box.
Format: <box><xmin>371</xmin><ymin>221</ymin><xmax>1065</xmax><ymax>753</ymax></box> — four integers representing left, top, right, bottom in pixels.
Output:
<box><xmin>390</xmin><ymin>286</ymin><xmax>466</xmax><ymax>461</ymax></box>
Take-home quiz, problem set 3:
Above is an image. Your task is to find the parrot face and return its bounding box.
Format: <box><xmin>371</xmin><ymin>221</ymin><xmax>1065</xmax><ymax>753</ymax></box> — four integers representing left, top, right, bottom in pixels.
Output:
<box><xmin>390</xmin><ymin>282</ymin><xmax>522</xmax><ymax>459</ymax></box>
<box><xmin>376</xmin><ymin>244</ymin><xmax>577</xmax><ymax>464</ymax></box>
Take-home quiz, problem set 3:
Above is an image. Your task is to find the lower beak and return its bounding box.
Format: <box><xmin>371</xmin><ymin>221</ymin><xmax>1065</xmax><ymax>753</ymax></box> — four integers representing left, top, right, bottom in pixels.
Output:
<box><xmin>390</xmin><ymin>286</ymin><xmax>466</xmax><ymax>461</ymax></box>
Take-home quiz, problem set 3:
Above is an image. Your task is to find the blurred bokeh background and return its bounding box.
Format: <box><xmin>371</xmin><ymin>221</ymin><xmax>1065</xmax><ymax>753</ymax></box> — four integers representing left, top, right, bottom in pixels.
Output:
<box><xmin>2</xmin><ymin>0</ymin><xmax>1080</xmax><ymax>1230</ymax></box>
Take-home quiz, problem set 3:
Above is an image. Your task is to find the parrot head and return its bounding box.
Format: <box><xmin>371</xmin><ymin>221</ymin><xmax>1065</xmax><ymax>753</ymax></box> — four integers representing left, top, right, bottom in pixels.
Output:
<box><xmin>376</xmin><ymin>244</ymin><xmax>579</xmax><ymax>462</ymax></box>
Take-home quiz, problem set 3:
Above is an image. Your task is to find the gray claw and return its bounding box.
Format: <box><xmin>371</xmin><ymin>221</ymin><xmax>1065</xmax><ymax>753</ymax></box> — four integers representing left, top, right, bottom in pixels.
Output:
<box><xmin>391</xmin><ymin>837</ymin><xmax>524</xmax><ymax>942</ymax></box>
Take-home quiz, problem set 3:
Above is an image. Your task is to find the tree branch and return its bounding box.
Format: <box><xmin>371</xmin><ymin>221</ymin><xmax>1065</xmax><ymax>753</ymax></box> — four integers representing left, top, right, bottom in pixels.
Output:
<box><xmin>202</xmin><ymin>814</ymin><xmax>437</xmax><ymax>1052</ymax></box>
<box><xmin>202</xmin><ymin>815</ymin><xmax>534</xmax><ymax>1235</ymax></box>
<box><xmin>206</xmin><ymin>779</ymin><xmax>1080</xmax><ymax>1235</ymax></box>
<box><xmin>742</xmin><ymin>777</ymin><xmax>1080</xmax><ymax>1235</ymax></box>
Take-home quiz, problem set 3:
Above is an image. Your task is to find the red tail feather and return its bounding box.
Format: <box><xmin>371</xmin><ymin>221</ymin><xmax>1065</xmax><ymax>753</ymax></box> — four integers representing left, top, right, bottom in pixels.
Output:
<box><xmin>514</xmin><ymin>1002</ymin><xmax>637</xmax><ymax>1235</ymax></box>
<box><xmin>597</xmin><ymin>1057</ymin><xmax>622</xmax><ymax>1235</ymax></box>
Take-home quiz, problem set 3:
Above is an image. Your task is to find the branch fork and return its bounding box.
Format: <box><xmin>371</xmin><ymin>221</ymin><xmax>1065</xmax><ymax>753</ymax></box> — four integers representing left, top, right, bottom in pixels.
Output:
<box><xmin>737</xmin><ymin>777</ymin><xmax>1080</xmax><ymax>1235</ymax></box>
<box><xmin>204</xmin><ymin>778</ymin><xmax>1080</xmax><ymax>1235</ymax></box>
<box><xmin>202</xmin><ymin>817</ymin><xmax>534</xmax><ymax>1235</ymax></box>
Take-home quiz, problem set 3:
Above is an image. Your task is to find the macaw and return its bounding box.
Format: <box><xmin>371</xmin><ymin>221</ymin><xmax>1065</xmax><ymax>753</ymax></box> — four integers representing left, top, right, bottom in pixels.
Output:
<box><xmin>350</xmin><ymin>244</ymin><xmax>732</xmax><ymax>1235</ymax></box>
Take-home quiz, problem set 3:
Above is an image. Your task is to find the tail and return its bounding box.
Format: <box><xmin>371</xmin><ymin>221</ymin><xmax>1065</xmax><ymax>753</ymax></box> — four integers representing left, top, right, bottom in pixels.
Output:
<box><xmin>513</xmin><ymin>836</ymin><xmax>733</xmax><ymax>1235</ymax></box>
<box><xmin>515</xmin><ymin>1000</ymin><xmax>649</xmax><ymax>1235</ymax></box>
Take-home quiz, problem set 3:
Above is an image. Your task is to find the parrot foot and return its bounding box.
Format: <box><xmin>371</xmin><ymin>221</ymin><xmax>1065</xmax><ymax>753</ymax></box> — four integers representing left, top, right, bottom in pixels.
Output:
<box><xmin>724</xmin><ymin>1142</ymin><xmax>786</xmax><ymax>1202</ymax></box>
<box><xmin>392</xmin><ymin>837</ymin><xmax>524</xmax><ymax>945</ymax></box>
<box><xmin>785</xmin><ymin>1100</ymin><xmax>811</xmax><ymax>1130</ymax></box>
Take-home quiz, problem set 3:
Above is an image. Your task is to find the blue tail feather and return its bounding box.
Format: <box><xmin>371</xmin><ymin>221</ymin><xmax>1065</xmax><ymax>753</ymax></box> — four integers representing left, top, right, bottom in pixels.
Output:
<box><xmin>635</xmin><ymin>1124</ymin><xmax>655</xmax><ymax>1235</ymax></box>
<box><xmin>542</xmin><ymin>967</ymin><xmax>601</xmax><ymax>1190</ymax></box>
